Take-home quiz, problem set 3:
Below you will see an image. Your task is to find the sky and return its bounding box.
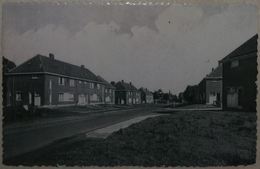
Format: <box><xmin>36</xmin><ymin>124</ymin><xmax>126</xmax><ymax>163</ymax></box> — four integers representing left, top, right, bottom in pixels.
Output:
<box><xmin>2</xmin><ymin>2</ymin><xmax>257</xmax><ymax>94</ymax></box>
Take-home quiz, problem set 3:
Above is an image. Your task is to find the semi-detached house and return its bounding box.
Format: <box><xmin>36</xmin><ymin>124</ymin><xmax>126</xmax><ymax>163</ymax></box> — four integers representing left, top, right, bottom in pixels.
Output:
<box><xmin>5</xmin><ymin>54</ymin><xmax>109</xmax><ymax>107</ymax></box>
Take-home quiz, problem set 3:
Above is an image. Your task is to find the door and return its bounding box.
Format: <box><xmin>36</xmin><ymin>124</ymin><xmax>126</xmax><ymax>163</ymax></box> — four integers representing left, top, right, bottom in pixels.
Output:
<box><xmin>34</xmin><ymin>93</ymin><xmax>41</xmax><ymax>106</ymax></box>
<box><xmin>227</xmin><ymin>92</ymin><xmax>238</xmax><ymax>108</ymax></box>
<box><xmin>78</xmin><ymin>94</ymin><xmax>86</xmax><ymax>105</ymax></box>
<box><xmin>29</xmin><ymin>92</ymin><xmax>32</xmax><ymax>105</ymax></box>
<box><xmin>209</xmin><ymin>95</ymin><xmax>217</xmax><ymax>104</ymax></box>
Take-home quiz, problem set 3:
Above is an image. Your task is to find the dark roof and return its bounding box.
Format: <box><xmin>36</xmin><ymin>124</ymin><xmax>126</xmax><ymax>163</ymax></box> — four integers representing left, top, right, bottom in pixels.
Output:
<box><xmin>115</xmin><ymin>81</ymin><xmax>138</xmax><ymax>91</ymax></box>
<box><xmin>3</xmin><ymin>56</ymin><xmax>16</xmax><ymax>73</ymax></box>
<box><xmin>8</xmin><ymin>54</ymin><xmax>102</xmax><ymax>82</ymax></box>
<box><xmin>221</xmin><ymin>34</ymin><xmax>258</xmax><ymax>62</ymax></box>
<box><xmin>97</xmin><ymin>76</ymin><xmax>116</xmax><ymax>89</ymax></box>
<box><xmin>205</xmin><ymin>65</ymin><xmax>222</xmax><ymax>78</ymax></box>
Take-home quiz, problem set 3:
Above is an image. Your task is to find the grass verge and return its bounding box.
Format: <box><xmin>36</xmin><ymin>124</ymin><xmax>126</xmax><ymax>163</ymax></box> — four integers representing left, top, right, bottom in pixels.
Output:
<box><xmin>5</xmin><ymin>110</ymin><xmax>256</xmax><ymax>167</ymax></box>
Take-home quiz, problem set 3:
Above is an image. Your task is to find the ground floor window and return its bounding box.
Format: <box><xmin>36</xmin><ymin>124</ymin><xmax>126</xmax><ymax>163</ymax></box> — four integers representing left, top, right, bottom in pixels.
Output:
<box><xmin>58</xmin><ymin>93</ymin><xmax>74</xmax><ymax>102</ymax></box>
<box><xmin>16</xmin><ymin>92</ymin><xmax>22</xmax><ymax>101</ymax></box>
<box><xmin>58</xmin><ymin>93</ymin><xmax>64</xmax><ymax>102</ymax></box>
<box><xmin>90</xmin><ymin>94</ymin><xmax>98</xmax><ymax>101</ymax></box>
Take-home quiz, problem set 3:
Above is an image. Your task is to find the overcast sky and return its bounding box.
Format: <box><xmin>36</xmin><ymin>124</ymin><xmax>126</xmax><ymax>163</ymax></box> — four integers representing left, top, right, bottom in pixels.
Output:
<box><xmin>2</xmin><ymin>2</ymin><xmax>257</xmax><ymax>94</ymax></box>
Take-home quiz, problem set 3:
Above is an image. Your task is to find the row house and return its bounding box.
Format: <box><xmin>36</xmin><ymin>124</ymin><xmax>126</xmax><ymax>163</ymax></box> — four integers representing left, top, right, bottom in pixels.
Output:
<box><xmin>113</xmin><ymin>80</ymin><xmax>141</xmax><ymax>105</ymax></box>
<box><xmin>204</xmin><ymin>65</ymin><xmax>223</xmax><ymax>107</ymax></box>
<box><xmin>3</xmin><ymin>57</ymin><xmax>16</xmax><ymax>107</ymax></box>
<box><xmin>97</xmin><ymin>76</ymin><xmax>116</xmax><ymax>104</ymax></box>
<box><xmin>221</xmin><ymin>34</ymin><xmax>257</xmax><ymax>111</ymax></box>
<box><xmin>139</xmin><ymin>87</ymin><xmax>154</xmax><ymax>104</ymax></box>
<box><xmin>5</xmin><ymin>54</ymin><xmax>109</xmax><ymax>107</ymax></box>
<box><xmin>193</xmin><ymin>65</ymin><xmax>222</xmax><ymax>107</ymax></box>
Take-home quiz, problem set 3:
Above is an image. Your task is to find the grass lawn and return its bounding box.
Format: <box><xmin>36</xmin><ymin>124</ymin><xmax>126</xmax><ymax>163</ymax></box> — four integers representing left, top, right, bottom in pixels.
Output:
<box><xmin>6</xmin><ymin>110</ymin><xmax>256</xmax><ymax>167</ymax></box>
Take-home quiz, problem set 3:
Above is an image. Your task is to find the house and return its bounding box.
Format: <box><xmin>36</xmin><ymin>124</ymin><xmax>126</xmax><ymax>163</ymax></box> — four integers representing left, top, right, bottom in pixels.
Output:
<box><xmin>221</xmin><ymin>34</ymin><xmax>257</xmax><ymax>111</ymax></box>
<box><xmin>113</xmin><ymin>80</ymin><xmax>141</xmax><ymax>105</ymax></box>
<box><xmin>97</xmin><ymin>76</ymin><xmax>116</xmax><ymax>104</ymax></box>
<box><xmin>3</xmin><ymin>57</ymin><xmax>16</xmax><ymax>107</ymax></box>
<box><xmin>139</xmin><ymin>87</ymin><xmax>154</xmax><ymax>104</ymax></box>
<box><xmin>204</xmin><ymin>65</ymin><xmax>223</xmax><ymax>107</ymax></box>
<box><xmin>5</xmin><ymin>54</ymin><xmax>109</xmax><ymax>107</ymax></box>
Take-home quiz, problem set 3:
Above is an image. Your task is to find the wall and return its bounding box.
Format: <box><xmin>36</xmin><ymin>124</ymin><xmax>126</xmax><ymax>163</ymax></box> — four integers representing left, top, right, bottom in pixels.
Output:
<box><xmin>205</xmin><ymin>79</ymin><xmax>222</xmax><ymax>106</ymax></box>
<box><xmin>222</xmin><ymin>53</ymin><xmax>257</xmax><ymax>111</ymax></box>
<box><xmin>6</xmin><ymin>74</ymin><xmax>45</xmax><ymax>106</ymax></box>
<box><xmin>44</xmin><ymin>74</ymin><xmax>105</xmax><ymax>106</ymax></box>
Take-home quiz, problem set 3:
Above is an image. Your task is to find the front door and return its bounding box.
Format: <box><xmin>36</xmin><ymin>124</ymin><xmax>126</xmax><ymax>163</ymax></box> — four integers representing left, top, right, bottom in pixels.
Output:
<box><xmin>209</xmin><ymin>95</ymin><xmax>216</xmax><ymax>104</ymax></box>
<box><xmin>78</xmin><ymin>94</ymin><xmax>86</xmax><ymax>105</ymax></box>
<box><xmin>227</xmin><ymin>92</ymin><xmax>238</xmax><ymax>108</ymax></box>
<box><xmin>34</xmin><ymin>93</ymin><xmax>41</xmax><ymax>106</ymax></box>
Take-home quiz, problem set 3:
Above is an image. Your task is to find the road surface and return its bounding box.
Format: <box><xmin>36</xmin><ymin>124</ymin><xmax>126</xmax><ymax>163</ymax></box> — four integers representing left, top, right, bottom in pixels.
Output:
<box><xmin>3</xmin><ymin>107</ymin><xmax>159</xmax><ymax>160</ymax></box>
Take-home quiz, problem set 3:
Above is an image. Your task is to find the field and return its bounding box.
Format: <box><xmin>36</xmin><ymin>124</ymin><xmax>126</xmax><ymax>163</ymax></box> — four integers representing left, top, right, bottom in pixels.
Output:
<box><xmin>6</xmin><ymin>110</ymin><xmax>256</xmax><ymax>167</ymax></box>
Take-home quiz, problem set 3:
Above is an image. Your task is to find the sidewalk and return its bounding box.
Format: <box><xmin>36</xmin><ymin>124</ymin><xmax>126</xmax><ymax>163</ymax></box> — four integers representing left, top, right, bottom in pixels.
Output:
<box><xmin>86</xmin><ymin>114</ymin><xmax>164</xmax><ymax>138</ymax></box>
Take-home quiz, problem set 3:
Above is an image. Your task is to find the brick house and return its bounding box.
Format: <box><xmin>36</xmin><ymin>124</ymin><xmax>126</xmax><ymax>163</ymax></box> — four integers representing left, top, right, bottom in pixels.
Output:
<box><xmin>204</xmin><ymin>65</ymin><xmax>223</xmax><ymax>107</ymax></box>
<box><xmin>139</xmin><ymin>87</ymin><xmax>154</xmax><ymax>104</ymax></box>
<box><xmin>3</xmin><ymin>57</ymin><xmax>16</xmax><ymax>107</ymax></box>
<box><xmin>97</xmin><ymin>76</ymin><xmax>115</xmax><ymax>104</ymax></box>
<box><xmin>140</xmin><ymin>88</ymin><xmax>154</xmax><ymax>104</ymax></box>
<box><xmin>221</xmin><ymin>34</ymin><xmax>257</xmax><ymax>111</ymax></box>
<box><xmin>113</xmin><ymin>80</ymin><xmax>141</xmax><ymax>105</ymax></box>
<box><xmin>5</xmin><ymin>54</ymin><xmax>110</xmax><ymax>107</ymax></box>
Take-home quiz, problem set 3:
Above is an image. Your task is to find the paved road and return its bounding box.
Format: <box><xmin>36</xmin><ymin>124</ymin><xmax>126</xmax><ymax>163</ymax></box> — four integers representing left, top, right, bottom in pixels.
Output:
<box><xmin>3</xmin><ymin>107</ymin><xmax>159</xmax><ymax>160</ymax></box>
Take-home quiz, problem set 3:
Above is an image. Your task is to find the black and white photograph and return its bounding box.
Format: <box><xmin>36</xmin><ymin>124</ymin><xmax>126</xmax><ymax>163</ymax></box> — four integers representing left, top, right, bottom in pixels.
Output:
<box><xmin>1</xmin><ymin>0</ymin><xmax>259</xmax><ymax>167</ymax></box>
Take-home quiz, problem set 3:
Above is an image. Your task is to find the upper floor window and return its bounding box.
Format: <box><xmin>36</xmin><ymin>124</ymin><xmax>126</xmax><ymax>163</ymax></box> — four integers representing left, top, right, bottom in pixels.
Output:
<box><xmin>230</xmin><ymin>60</ymin><xmax>239</xmax><ymax>68</ymax></box>
<box><xmin>58</xmin><ymin>77</ymin><xmax>65</xmax><ymax>85</ymax></box>
<box><xmin>69</xmin><ymin>79</ymin><xmax>75</xmax><ymax>87</ymax></box>
<box><xmin>79</xmin><ymin>80</ymin><xmax>82</xmax><ymax>84</ymax></box>
<box><xmin>97</xmin><ymin>84</ymin><xmax>100</xmax><ymax>89</ymax></box>
<box><xmin>31</xmin><ymin>76</ymin><xmax>39</xmax><ymax>80</ymax></box>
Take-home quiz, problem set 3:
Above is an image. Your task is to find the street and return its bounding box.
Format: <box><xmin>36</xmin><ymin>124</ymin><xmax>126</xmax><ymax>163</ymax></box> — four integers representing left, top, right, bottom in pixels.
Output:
<box><xmin>3</xmin><ymin>107</ymin><xmax>160</xmax><ymax>160</ymax></box>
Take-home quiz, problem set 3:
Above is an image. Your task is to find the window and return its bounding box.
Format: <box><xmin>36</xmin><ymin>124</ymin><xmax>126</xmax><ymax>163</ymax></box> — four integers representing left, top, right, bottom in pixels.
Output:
<box><xmin>69</xmin><ymin>79</ymin><xmax>75</xmax><ymax>87</ymax></box>
<box><xmin>16</xmin><ymin>92</ymin><xmax>22</xmax><ymax>101</ymax></box>
<box><xmin>64</xmin><ymin>93</ymin><xmax>74</xmax><ymax>101</ymax></box>
<box><xmin>58</xmin><ymin>93</ymin><xmax>64</xmax><ymax>102</ymax></box>
<box><xmin>90</xmin><ymin>83</ymin><xmax>94</xmax><ymax>89</ymax></box>
<box><xmin>84</xmin><ymin>81</ymin><xmax>87</xmax><ymax>85</ymax></box>
<box><xmin>79</xmin><ymin>80</ymin><xmax>82</xmax><ymax>84</ymax></box>
<box><xmin>31</xmin><ymin>76</ymin><xmax>39</xmax><ymax>79</ymax></box>
<box><xmin>231</xmin><ymin>60</ymin><xmax>239</xmax><ymax>68</ymax></box>
<box><xmin>59</xmin><ymin>93</ymin><xmax>74</xmax><ymax>102</ymax></box>
<box><xmin>97</xmin><ymin>84</ymin><xmax>100</xmax><ymax>89</ymax></box>
<box><xmin>58</xmin><ymin>77</ymin><xmax>65</xmax><ymax>85</ymax></box>
<box><xmin>49</xmin><ymin>80</ymin><xmax>52</xmax><ymax>90</ymax></box>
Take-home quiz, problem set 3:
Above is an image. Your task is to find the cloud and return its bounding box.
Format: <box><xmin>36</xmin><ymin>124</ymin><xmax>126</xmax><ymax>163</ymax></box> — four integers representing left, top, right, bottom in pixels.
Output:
<box><xmin>3</xmin><ymin>2</ymin><xmax>166</xmax><ymax>35</ymax></box>
<box><xmin>2</xmin><ymin>3</ymin><xmax>257</xmax><ymax>94</ymax></box>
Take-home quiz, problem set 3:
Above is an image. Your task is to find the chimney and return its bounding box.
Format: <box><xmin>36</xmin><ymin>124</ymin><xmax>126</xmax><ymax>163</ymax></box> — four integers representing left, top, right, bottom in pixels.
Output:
<box><xmin>49</xmin><ymin>53</ymin><xmax>55</xmax><ymax>60</ymax></box>
<box><xmin>121</xmin><ymin>80</ymin><xmax>124</xmax><ymax>83</ymax></box>
<box><xmin>81</xmin><ymin>65</ymin><xmax>85</xmax><ymax>69</ymax></box>
<box><xmin>212</xmin><ymin>68</ymin><xmax>214</xmax><ymax>72</ymax></box>
<box><xmin>130</xmin><ymin>82</ymin><xmax>132</xmax><ymax>86</ymax></box>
